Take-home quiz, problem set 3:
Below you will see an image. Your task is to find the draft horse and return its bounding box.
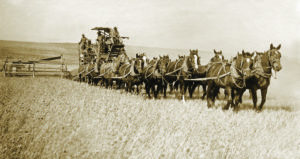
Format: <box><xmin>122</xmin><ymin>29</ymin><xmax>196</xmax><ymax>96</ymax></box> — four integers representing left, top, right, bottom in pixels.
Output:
<box><xmin>206</xmin><ymin>51</ymin><xmax>254</xmax><ymax>110</ymax></box>
<box><xmin>164</xmin><ymin>51</ymin><xmax>198</xmax><ymax>101</ymax></box>
<box><xmin>118</xmin><ymin>57</ymin><xmax>145</xmax><ymax>93</ymax></box>
<box><xmin>240</xmin><ymin>44</ymin><xmax>282</xmax><ymax>111</ymax></box>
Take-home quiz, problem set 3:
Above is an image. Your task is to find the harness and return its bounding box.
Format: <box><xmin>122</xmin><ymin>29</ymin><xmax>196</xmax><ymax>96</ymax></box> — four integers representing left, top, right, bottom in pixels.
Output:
<box><xmin>251</xmin><ymin>50</ymin><xmax>279</xmax><ymax>79</ymax></box>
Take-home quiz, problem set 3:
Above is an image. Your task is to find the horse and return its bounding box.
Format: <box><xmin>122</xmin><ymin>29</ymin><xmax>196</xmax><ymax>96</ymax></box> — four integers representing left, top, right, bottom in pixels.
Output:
<box><xmin>186</xmin><ymin>50</ymin><xmax>208</xmax><ymax>99</ymax></box>
<box><xmin>141</xmin><ymin>56</ymin><xmax>168</xmax><ymax>98</ymax></box>
<box><xmin>206</xmin><ymin>50</ymin><xmax>254</xmax><ymax>110</ymax></box>
<box><xmin>118</xmin><ymin>57</ymin><xmax>145</xmax><ymax>93</ymax></box>
<box><xmin>99</xmin><ymin>54</ymin><xmax>127</xmax><ymax>89</ymax></box>
<box><xmin>207</xmin><ymin>49</ymin><xmax>229</xmax><ymax>98</ymax></box>
<box><xmin>157</xmin><ymin>55</ymin><xmax>171</xmax><ymax>97</ymax></box>
<box><xmin>239</xmin><ymin>44</ymin><xmax>282</xmax><ymax>111</ymax></box>
<box><xmin>164</xmin><ymin>52</ymin><xmax>198</xmax><ymax>101</ymax></box>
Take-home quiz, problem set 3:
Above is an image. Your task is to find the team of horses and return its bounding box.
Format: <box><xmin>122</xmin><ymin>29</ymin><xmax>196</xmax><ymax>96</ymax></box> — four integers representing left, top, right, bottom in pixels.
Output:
<box><xmin>79</xmin><ymin>43</ymin><xmax>282</xmax><ymax>111</ymax></box>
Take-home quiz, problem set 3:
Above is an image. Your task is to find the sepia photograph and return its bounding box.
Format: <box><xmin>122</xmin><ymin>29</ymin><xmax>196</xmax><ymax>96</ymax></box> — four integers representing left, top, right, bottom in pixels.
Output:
<box><xmin>0</xmin><ymin>0</ymin><xmax>299</xmax><ymax>158</ymax></box>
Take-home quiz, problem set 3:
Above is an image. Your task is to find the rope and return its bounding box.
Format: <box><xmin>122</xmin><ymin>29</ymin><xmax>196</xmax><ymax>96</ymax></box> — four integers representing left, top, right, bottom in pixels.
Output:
<box><xmin>165</xmin><ymin>67</ymin><xmax>183</xmax><ymax>76</ymax></box>
<box><xmin>111</xmin><ymin>71</ymin><xmax>131</xmax><ymax>79</ymax></box>
<box><xmin>231</xmin><ymin>74</ymin><xmax>245</xmax><ymax>89</ymax></box>
<box><xmin>145</xmin><ymin>60</ymin><xmax>157</xmax><ymax>79</ymax></box>
<box><xmin>184</xmin><ymin>72</ymin><xmax>230</xmax><ymax>81</ymax></box>
<box><xmin>94</xmin><ymin>68</ymin><xmax>111</xmax><ymax>78</ymax></box>
<box><xmin>78</xmin><ymin>70</ymin><xmax>86</xmax><ymax>75</ymax></box>
<box><xmin>85</xmin><ymin>68</ymin><xmax>94</xmax><ymax>75</ymax></box>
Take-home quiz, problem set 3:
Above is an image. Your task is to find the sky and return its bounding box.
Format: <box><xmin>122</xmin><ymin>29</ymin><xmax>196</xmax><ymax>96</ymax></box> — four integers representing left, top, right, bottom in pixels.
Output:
<box><xmin>0</xmin><ymin>0</ymin><xmax>299</xmax><ymax>56</ymax></box>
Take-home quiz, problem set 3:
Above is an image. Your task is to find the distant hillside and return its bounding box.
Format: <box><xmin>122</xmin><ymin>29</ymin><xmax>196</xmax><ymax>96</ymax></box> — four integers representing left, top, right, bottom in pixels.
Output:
<box><xmin>0</xmin><ymin>40</ymin><xmax>213</xmax><ymax>66</ymax></box>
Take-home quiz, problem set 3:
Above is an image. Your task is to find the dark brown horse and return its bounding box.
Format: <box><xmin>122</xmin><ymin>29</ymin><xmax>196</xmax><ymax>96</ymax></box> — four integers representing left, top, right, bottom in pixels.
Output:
<box><xmin>118</xmin><ymin>57</ymin><xmax>144</xmax><ymax>93</ymax></box>
<box><xmin>187</xmin><ymin>50</ymin><xmax>208</xmax><ymax>99</ymax></box>
<box><xmin>208</xmin><ymin>49</ymin><xmax>229</xmax><ymax>98</ymax></box>
<box><xmin>240</xmin><ymin>44</ymin><xmax>282</xmax><ymax>111</ymax></box>
<box><xmin>210</xmin><ymin>49</ymin><xmax>225</xmax><ymax>63</ymax></box>
<box><xmin>141</xmin><ymin>56</ymin><xmax>169</xmax><ymax>98</ymax></box>
<box><xmin>164</xmin><ymin>52</ymin><xmax>198</xmax><ymax>101</ymax></box>
<box><xmin>206</xmin><ymin>51</ymin><xmax>254</xmax><ymax>110</ymax></box>
<box><xmin>157</xmin><ymin>55</ymin><xmax>171</xmax><ymax>97</ymax></box>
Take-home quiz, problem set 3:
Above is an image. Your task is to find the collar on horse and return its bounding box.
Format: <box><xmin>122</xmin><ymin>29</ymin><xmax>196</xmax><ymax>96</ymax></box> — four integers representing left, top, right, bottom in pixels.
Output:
<box><xmin>252</xmin><ymin>51</ymin><xmax>275</xmax><ymax>79</ymax></box>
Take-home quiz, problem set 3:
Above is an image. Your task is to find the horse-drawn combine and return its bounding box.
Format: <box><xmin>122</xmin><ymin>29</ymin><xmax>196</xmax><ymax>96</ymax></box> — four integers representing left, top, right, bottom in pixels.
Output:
<box><xmin>77</xmin><ymin>27</ymin><xmax>129</xmax><ymax>84</ymax></box>
<box><xmin>74</xmin><ymin>26</ymin><xmax>283</xmax><ymax>111</ymax></box>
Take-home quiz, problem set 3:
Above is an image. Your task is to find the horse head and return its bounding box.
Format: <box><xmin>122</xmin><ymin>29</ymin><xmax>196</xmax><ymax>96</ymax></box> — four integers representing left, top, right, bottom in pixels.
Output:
<box><xmin>134</xmin><ymin>57</ymin><xmax>144</xmax><ymax>74</ymax></box>
<box><xmin>268</xmin><ymin>43</ymin><xmax>282</xmax><ymax>72</ymax></box>
<box><xmin>210</xmin><ymin>49</ymin><xmax>224</xmax><ymax>63</ymax></box>
<box><xmin>158</xmin><ymin>55</ymin><xmax>170</xmax><ymax>75</ymax></box>
<box><xmin>234</xmin><ymin>50</ymin><xmax>254</xmax><ymax>79</ymax></box>
<box><xmin>189</xmin><ymin>49</ymin><xmax>201</xmax><ymax>70</ymax></box>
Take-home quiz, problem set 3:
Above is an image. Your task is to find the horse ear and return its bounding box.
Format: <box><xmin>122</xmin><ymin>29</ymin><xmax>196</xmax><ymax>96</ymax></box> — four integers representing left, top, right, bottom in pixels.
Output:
<box><xmin>270</xmin><ymin>43</ymin><xmax>274</xmax><ymax>49</ymax></box>
<box><xmin>214</xmin><ymin>49</ymin><xmax>217</xmax><ymax>54</ymax></box>
<box><xmin>251</xmin><ymin>52</ymin><xmax>254</xmax><ymax>57</ymax></box>
<box><xmin>277</xmin><ymin>44</ymin><xmax>281</xmax><ymax>50</ymax></box>
<box><xmin>242</xmin><ymin>50</ymin><xmax>245</xmax><ymax>55</ymax></box>
<box><xmin>220</xmin><ymin>50</ymin><xmax>222</xmax><ymax>53</ymax></box>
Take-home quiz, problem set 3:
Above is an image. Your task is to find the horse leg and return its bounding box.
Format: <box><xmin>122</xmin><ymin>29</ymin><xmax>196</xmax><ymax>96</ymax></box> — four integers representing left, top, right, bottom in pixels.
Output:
<box><xmin>136</xmin><ymin>84</ymin><xmax>140</xmax><ymax>94</ymax></box>
<box><xmin>169</xmin><ymin>83</ymin><xmax>173</xmax><ymax>94</ymax></box>
<box><xmin>239</xmin><ymin>88</ymin><xmax>246</xmax><ymax>104</ymax></box>
<box><xmin>188</xmin><ymin>82</ymin><xmax>194</xmax><ymax>98</ymax></box>
<box><xmin>146</xmin><ymin>83</ymin><xmax>151</xmax><ymax>98</ymax></box>
<box><xmin>191</xmin><ymin>82</ymin><xmax>198</xmax><ymax>98</ymax></box>
<box><xmin>233</xmin><ymin>89</ymin><xmax>244</xmax><ymax>111</ymax></box>
<box><xmin>251</xmin><ymin>88</ymin><xmax>258</xmax><ymax>110</ymax></box>
<box><xmin>154</xmin><ymin>84</ymin><xmax>159</xmax><ymax>98</ymax></box>
<box><xmin>128</xmin><ymin>82</ymin><xmax>132</xmax><ymax>93</ymax></box>
<box><xmin>206</xmin><ymin>81</ymin><xmax>213</xmax><ymax>108</ymax></box>
<box><xmin>163</xmin><ymin>84</ymin><xmax>167</xmax><ymax>97</ymax></box>
<box><xmin>180</xmin><ymin>80</ymin><xmax>186</xmax><ymax>101</ymax></box>
<box><xmin>109</xmin><ymin>78</ymin><xmax>113</xmax><ymax>89</ymax></box>
<box><xmin>212</xmin><ymin>86</ymin><xmax>220</xmax><ymax>106</ymax></box>
<box><xmin>258</xmin><ymin>88</ymin><xmax>267</xmax><ymax>111</ymax></box>
<box><xmin>201</xmin><ymin>83</ymin><xmax>207</xmax><ymax>100</ymax></box>
<box><xmin>125</xmin><ymin>82</ymin><xmax>128</xmax><ymax>92</ymax></box>
<box><xmin>105</xmin><ymin>79</ymin><xmax>109</xmax><ymax>88</ymax></box>
<box><xmin>222</xmin><ymin>86</ymin><xmax>232</xmax><ymax>110</ymax></box>
<box><xmin>152</xmin><ymin>84</ymin><xmax>157</xmax><ymax>98</ymax></box>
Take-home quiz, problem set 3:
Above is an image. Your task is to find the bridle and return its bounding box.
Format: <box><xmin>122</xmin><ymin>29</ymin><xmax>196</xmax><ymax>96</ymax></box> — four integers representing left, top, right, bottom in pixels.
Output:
<box><xmin>252</xmin><ymin>50</ymin><xmax>281</xmax><ymax>79</ymax></box>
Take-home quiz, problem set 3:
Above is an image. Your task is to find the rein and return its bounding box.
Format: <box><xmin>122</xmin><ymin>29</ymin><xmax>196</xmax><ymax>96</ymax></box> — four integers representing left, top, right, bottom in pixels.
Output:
<box><xmin>145</xmin><ymin>60</ymin><xmax>158</xmax><ymax>79</ymax></box>
<box><xmin>94</xmin><ymin>68</ymin><xmax>112</xmax><ymax>78</ymax></box>
<box><xmin>252</xmin><ymin>52</ymin><xmax>277</xmax><ymax>79</ymax></box>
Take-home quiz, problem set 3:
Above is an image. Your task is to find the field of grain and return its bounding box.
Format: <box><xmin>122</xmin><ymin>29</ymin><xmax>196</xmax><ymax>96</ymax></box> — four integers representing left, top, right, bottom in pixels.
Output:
<box><xmin>0</xmin><ymin>40</ymin><xmax>299</xmax><ymax>158</ymax></box>
<box><xmin>0</xmin><ymin>75</ymin><xmax>299</xmax><ymax>158</ymax></box>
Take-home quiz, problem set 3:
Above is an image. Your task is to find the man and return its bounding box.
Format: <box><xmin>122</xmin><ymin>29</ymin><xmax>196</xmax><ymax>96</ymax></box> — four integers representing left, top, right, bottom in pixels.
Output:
<box><xmin>79</xmin><ymin>34</ymin><xmax>88</xmax><ymax>45</ymax></box>
<box><xmin>109</xmin><ymin>27</ymin><xmax>122</xmax><ymax>44</ymax></box>
<box><xmin>96</xmin><ymin>31</ymin><xmax>105</xmax><ymax>54</ymax></box>
<box><xmin>78</xmin><ymin>34</ymin><xmax>88</xmax><ymax>54</ymax></box>
<box><xmin>105</xmin><ymin>36</ymin><xmax>113</xmax><ymax>52</ymax></box>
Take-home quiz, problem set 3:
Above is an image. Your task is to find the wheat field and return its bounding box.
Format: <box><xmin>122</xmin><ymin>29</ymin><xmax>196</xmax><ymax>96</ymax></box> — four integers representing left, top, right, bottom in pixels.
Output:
<box><xmin>0</xmin><ymin>76</ymin><xmax>299</xmax><ymax>159</ymax></box>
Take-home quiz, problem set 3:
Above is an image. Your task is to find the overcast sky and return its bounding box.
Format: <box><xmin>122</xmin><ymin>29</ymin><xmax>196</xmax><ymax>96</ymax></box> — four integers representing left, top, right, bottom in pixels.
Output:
<box><xmin>0</xmin><ymin>0</ymin><xmax>299</xmax><ymax>55</ymax></box>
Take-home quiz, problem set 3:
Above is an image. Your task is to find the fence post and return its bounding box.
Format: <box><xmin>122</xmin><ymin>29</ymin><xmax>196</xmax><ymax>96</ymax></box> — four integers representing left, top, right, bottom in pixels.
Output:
<box><xmin>33</xmin><ymin>63</ymin><xmax>35</xmax><ymax>78</ymax></box>
<box><xmin>3</xmin><ymin>63</ymin><xmax>6</xmax><ymax>78</ymax></box>
<box><xmin>4</xmin><ymin>56</ymin><xmax>7</xmax><ymax>78</ymax></box>
<box><xmin>61</xmin><ymin>54</ymin><xmax>63</xmax><ymax>79</ymax></box>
